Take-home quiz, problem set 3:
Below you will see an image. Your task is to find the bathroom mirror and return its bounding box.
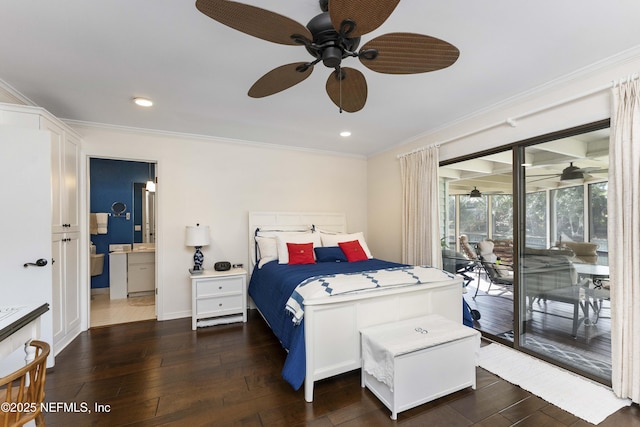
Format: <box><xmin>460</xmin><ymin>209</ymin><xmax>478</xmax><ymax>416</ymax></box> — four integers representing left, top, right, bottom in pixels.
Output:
<box><xmin>111</xmin><ymin>201</ymin><xmax>127</xmax><ymax>216</ymax></box>
<box><xmin>133</xmin><ymin>182</ymin><xmax>156</xmax><ymax>243</ymax></box>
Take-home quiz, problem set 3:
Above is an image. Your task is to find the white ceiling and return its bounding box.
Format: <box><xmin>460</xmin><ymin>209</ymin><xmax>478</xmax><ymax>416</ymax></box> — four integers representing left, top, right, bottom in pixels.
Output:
<box><xmin>1</xmin><ymin>1</ymin><xmax>640</xmax><ymax>157</ymax></box>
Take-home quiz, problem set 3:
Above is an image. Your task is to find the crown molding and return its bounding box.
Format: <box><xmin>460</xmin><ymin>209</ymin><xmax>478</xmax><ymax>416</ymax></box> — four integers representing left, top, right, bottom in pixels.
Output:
<box><xmin>0</xmin><ymin>78</ymin><xmax>36</xmax><ymax>106</ymax></box>
<box><xmin>64</xmin><ymin>119</ymin><xmax>366</xmax><ymax>160</ymax></box>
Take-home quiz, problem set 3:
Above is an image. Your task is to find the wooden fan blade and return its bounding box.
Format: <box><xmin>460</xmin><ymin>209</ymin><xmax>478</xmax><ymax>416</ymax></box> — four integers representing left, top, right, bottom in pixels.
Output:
<box><xmin>248</xmin><ymin>63</ymin><xmax>313</xmax><ymax>98</ymax></box>
<box><xmin>325</xmin><ymin>67</ymin><xmax>367</xmax><ymax>113</ymax></box>
<box><xmin>359</xmin><ymin>32</ymin><xmax>459</xmax><ymax>74</ymax></box>
<box><xmin>196</xmin><ymin>0</ymin><xmax>312</xmax><ymax>46</ymax></box>
<box><xmin>329</xmin><ymin>0</ymin><xmax>400</xmax><ymax>37</ymax></box>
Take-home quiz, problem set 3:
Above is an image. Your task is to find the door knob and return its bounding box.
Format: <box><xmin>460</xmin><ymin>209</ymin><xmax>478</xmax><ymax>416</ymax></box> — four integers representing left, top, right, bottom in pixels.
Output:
<box><xmin>23</xmin><ymin>258</ymin><xmax>48</xmax><ymax>268</ymax></box>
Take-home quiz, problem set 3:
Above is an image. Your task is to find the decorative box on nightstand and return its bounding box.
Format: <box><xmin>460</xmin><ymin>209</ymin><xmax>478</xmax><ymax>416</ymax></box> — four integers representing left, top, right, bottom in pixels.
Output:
<box><xmin>190</xmin><ymin>268</ymin><xmax>247</xmax><ymax>330</ymax></box>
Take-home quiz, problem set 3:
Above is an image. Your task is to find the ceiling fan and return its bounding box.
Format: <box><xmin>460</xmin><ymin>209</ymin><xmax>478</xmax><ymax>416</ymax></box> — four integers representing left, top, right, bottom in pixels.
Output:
<box><xmin>466</xmin><ymin>187</ymin><xmax>503</xmax><ymax>198</ymax></box>
<box><xmin>528</xmin><ymin>162</ymin><xmax>608</xmax><ymax>183</ymax></box>
<box><xmin>195</xmin><ymin>0</ymin><xmax>460</xmax><ymax>112</ymax></box>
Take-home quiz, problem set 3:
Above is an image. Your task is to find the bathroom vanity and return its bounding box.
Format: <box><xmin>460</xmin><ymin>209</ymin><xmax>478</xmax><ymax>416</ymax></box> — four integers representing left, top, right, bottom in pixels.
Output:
<box><xmin>109</xmin><ymin>244</ymin><xmax>155</xmax><ymax>299</ymax></box>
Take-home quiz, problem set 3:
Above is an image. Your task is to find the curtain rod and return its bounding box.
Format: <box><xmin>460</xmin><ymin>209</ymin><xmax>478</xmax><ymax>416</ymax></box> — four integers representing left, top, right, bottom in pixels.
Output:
<box><xmin>397</xmin><ymin>73</ymin><xmax>639</xmax><ymax>160</ymax></box>
<box><xmin>396</xmin><ymin>143</ymin><xmax>440</xmax><ymax>159</ymax></box>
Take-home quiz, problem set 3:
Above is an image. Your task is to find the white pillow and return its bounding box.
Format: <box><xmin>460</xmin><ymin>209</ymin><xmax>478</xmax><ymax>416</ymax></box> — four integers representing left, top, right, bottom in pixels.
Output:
<box><xmin>477</xmin><ymin>240</ymin><xmax>494</xmax><ymax>257</ymax></box>
<box><xmin>320</xmin><ymin>231</ymin><xmax>373</xmax><ymax>259</ymax></box>
<box><xmin>255</xmin><ymin>236</ymin><xmax>278</xmax><ymax>268</ymax></box>
<box><xmin>494</xmin><ymin>263</ymin><xmax>512</xmax><ymax>277</ymax></box>
<box><xmin>483</xmin><ymin>253</ymin><xmax>498</xmax><ymax>263</ymax></box>
<box><xmin>276</xmin><ymin>232</ymin><xmax>322</xmax><ymax>264</ymax></box>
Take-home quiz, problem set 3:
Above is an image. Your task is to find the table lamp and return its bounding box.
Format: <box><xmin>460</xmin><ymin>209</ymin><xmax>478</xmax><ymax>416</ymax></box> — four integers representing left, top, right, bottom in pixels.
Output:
<box><xmin>185</xmin><ymin>224</ymin><xmax>210</xmax><ymax>274</ymax></box>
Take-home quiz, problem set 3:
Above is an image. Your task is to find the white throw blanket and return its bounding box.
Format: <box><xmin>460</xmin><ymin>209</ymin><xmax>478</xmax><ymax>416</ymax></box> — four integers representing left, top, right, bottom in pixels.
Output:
<box><xmin>285</xmin><ymin>265</ymin><xmax>455</xmax><ymax>324</ymax></box>
<box><xmin>361</xmin><ymin>314</ymin><xmax>480</xmax><ymax>390</ymax></box>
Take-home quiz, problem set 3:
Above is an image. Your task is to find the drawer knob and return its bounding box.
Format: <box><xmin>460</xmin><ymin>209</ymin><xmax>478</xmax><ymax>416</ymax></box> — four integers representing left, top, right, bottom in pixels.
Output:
<box><xmin>219</xmin><ymin>286</ymin><xmax>222</xmax><ymax>290</ymax></box>
<box><xmin>219</xmin><ymin>303</ymin><xmax>223</xmax><ymax>307</ymax></box>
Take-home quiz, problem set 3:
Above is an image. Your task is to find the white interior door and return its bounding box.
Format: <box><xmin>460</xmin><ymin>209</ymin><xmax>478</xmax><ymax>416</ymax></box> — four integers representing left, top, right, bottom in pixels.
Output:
<box><xmin>0</xmin><ymin>126</ymin><xmax>53</xmax><ymax>362</ymax></box>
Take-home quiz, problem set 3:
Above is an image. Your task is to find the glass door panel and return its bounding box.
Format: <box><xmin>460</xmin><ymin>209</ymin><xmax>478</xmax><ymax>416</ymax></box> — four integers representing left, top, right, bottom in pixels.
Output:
<box><xmin>519</xmin><ymin>131</ymin><xmax>611</xmax><ymax>382</ymax></box>
<box><xmin>440</xmin><ymin>151</ymin><xmax>513</xmax><ymax>338</ymax></box>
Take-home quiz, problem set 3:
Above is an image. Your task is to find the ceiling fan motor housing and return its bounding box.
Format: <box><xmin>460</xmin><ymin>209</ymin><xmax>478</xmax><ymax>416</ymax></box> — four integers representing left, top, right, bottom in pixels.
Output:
<box><xmin>305</xmin><ymin>12</ymin><xmax>360</xmax><ymax>68</ymax></box>
<box><xmin>560</xmin><ymin>164</ymin><xmax>584</xmax><ymax>181</ymax></box>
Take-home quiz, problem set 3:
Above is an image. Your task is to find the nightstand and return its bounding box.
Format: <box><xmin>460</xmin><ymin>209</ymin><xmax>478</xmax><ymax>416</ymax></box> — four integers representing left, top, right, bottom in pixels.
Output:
<box><xmin>190</xmin><ymin>268</ymin><xmax>247</xmax><ymax>330</ymax></box>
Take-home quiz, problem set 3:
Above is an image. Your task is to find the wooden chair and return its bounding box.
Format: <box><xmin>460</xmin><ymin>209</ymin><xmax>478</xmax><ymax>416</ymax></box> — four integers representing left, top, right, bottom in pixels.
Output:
<box><xmin>0</xmin><ymin>340</ymin><xmax>49</xmax><ymax>427</ymax></box>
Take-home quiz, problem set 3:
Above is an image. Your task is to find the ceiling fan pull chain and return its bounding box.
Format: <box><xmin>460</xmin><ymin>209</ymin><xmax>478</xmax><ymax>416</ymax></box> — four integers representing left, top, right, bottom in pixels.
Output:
<box><xmin>338</xmin><ymin>67</ymin><xmax>343</xmax><ymax>113</ymax></box>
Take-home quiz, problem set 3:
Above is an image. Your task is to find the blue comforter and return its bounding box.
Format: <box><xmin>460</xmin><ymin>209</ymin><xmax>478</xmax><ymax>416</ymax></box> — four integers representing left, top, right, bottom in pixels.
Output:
<box><xmin>248</xmin><ymin>259</ymin><xmax>406</xmax><ymax>390</ymax></box>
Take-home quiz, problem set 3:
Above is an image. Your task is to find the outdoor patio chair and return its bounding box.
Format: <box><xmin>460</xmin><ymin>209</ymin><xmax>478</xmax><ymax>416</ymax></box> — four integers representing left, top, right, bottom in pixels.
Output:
<box><xmin>442</xmin><ymin>248</ymin><xmax>476</xmax><ymax>288</ymax></box>
<box><xmin>476</xmin><ymin>256</ymin><xmax>514</xmax><ymax>298</ymax></box>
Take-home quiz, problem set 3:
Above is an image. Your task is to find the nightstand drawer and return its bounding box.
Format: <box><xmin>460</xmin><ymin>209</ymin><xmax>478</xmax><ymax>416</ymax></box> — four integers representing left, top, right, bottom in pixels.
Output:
<box><xmin>197</xmin><ymin>294</ymin><xmax>244</xmax><ymax>315</ymax></box>
<box><xmin>196</xmin><ymin>276</ymin><xmax>243</xmax><ymax>298</ymax></box>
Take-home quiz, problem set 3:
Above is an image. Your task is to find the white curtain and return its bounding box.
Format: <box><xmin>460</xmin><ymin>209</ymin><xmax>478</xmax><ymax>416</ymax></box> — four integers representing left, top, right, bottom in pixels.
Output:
<box><xmin>610</xmin><ymin>78</ymin><xmax>640</xmax><ymax>403</ymax></box>
<box><xmin>399</xmin><ymin>146</ymin><xmax>442</xmax><ymax>267</ymax></box>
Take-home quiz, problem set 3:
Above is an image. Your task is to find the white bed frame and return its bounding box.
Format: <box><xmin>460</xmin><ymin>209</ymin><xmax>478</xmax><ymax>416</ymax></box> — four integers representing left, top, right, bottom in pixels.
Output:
<box><xmin>248</xmin><ymin>212</ymin><xmax>462</xmax><ymax>402</ymax></box>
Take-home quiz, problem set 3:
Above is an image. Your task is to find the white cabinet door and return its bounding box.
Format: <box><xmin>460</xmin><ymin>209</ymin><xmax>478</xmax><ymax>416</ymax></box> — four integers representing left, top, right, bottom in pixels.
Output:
<box><xmin>62</xmin><ymin>133</ymin><xmax>79</xmax><ymax>231</ymax></box>
<box><xmin>51</xmin><ymin>234</ymin><xmax>64</xmax><ymax>344</ymax></box>
<box><xmin>127</xmin><ymin>252</ymin><xmax>155</xmax><ymax>293</ymax></box>
<box><xmin>0</xmin><ymin>126</ymin><xmax>53</xmax><ymax>364</ymax></box>
<box><xmin>43</xmin><ymin>117</ymin><xmax>64</xmax><ymax>232</ymax></box>
<box><xmin>42</xmin><ymin>117</ymin><xmax>79</xmax><ymax>233</ymax></box>
<box><xmin>64</xmin><ymin>232</ymin><xmax>81</xmax><ymax>333</ymax></box>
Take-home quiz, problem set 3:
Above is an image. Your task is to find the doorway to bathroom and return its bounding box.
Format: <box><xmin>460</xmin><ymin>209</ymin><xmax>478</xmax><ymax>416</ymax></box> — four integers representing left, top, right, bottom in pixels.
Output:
<box><xmin>89</xmin><ymin>158</ymin><xmax>157</xmax><ymax>327</ymax></box>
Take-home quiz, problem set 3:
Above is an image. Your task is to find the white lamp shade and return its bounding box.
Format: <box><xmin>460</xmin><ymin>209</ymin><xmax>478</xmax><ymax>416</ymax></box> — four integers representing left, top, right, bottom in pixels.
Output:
<box><xmin>185</xmin><ymin>225</ymin><xmax>210</xmax><ymax>247</ymax></box>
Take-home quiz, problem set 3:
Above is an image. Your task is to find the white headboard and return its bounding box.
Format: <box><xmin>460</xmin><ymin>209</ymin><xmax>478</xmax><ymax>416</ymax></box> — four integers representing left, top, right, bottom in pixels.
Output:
<box><xmin>248</xmin><ymin>211</ymin><xmax>347</xmax><ymax>270</ymax></box>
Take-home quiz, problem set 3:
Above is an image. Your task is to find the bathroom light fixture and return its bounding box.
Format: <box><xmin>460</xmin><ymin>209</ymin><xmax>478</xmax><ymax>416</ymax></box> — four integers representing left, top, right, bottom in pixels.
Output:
<box><xmin>133</xmin><ymin>97</ymin><xmax>153</xmax><ymax>107</ymax></box>
<box><xmin>185</xmin><ymin>224</ymin><xmax>210</xmax><ymax>274</ymax></box>
<box><xmin>340</xmin><ymin>131</ymin><xmax>351</xmax><ymax>137</ymax></box>
<box><xmin>146</xmin><ymin>163</ymin><xmax>156</xmax><ymax>192</ymax></box>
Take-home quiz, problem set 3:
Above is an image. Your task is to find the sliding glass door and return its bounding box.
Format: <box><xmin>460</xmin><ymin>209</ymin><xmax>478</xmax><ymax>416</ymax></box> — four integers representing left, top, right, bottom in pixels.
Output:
<box><xmin>519</xmin><ymin>132</ymin><xmax>610</xmax><ymax>382</ymax></box>
<box><xmin>440</xmin><ymin>122</ymin><xmax>611</xmax><ymax>383</ymax></box>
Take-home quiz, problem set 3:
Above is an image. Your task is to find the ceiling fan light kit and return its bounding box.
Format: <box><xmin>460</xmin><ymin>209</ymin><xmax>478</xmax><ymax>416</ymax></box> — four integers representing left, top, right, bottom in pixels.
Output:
<box><xmin>195</xmin><ymin>0</ymin><xmax>459</xmax><ymax>112</ymax></box>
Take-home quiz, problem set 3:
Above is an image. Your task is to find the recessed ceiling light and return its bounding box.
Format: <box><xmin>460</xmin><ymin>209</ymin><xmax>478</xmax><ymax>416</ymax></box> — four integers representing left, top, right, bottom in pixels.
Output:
<box><xmin>133</xmin><ymin>97</ymin><xmax>153</xmax><ymax>107</ymax></box>
<box><xmin>340</xmin><ymin>131</ymin><xmax>351</xmax><ymax>137</ymax></box>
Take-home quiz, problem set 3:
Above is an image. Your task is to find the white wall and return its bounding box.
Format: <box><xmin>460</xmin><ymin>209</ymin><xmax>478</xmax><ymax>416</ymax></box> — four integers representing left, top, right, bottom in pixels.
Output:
<box><xmin>78</xmin><ymin>126</ymin><xmax>368</xmax><ymax>321</ymax></box>
<box><xmin>367</xmin><ymin>51</ymin><xmax>640</xmax><ymax>262</ymax></box>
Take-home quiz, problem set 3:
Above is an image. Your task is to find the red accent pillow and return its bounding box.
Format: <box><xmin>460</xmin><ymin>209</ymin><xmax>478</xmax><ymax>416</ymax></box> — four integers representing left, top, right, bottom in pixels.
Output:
<box><xmin>338</xmin><ymin>240</ymin><xmax>368</xmax><ymax>262</ymax></box>
<box><xmin>287</xmin><ymin>242</ymin><xmax>316</xmax><ymax>265</ymax></box>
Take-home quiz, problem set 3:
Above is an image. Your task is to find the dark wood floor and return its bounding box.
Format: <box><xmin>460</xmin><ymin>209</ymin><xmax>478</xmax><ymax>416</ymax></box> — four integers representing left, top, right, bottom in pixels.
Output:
<box><xmin>42</xmin><ymin>311</ymin><xmax>639</xmax><ymax>427</ymax></box>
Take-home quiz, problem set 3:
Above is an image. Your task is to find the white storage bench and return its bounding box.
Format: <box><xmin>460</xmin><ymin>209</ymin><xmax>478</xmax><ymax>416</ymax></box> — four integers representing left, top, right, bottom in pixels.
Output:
<box><xmin>360</xmin><ymin>314</ymin><xmax>480</xmax><ymax>420</ymax></box>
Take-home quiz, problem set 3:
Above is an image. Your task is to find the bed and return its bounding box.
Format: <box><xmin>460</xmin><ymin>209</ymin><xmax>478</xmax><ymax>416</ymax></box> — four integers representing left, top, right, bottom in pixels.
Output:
<box><xmin>247</xmin><ymin>212</ymin><xmax>463</xmax><ymax>402</ymax></box>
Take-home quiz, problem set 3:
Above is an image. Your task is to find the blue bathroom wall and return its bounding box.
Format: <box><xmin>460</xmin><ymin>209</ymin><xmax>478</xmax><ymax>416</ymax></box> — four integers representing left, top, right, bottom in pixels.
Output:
<box><xmin>90</xmin><ymin>158</ymin><xmax>155</xmax><ymax>289</ymax></box>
